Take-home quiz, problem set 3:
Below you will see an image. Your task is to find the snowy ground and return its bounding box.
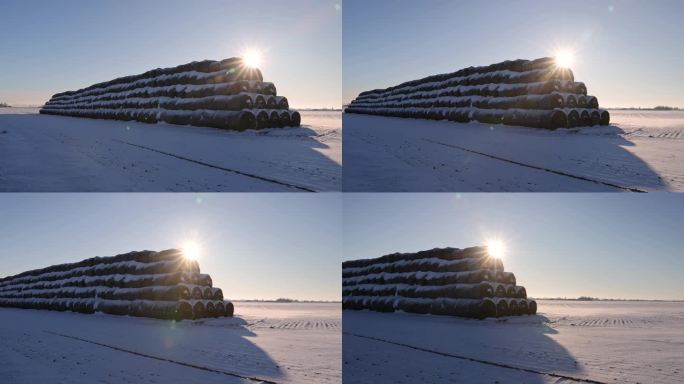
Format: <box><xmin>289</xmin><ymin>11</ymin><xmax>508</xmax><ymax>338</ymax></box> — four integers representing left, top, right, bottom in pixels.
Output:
<box><xmin>0</xmin><ymin>302</ymin><xmax>341</xmax><ymax>384</ymax></box>
<box><xmin>343</xmin><ymin>110</ymin><xmax>684</xmax><ymax>192</ymax></box>
<box><xmin>343</xmin><ymin>300</ymin><xmax>684</xmax><ymax>384</ymax></box>
<box><xmin>0</xmin><ymin>109</ymin><xmax>341</xmax><ymax>192</ymax></box>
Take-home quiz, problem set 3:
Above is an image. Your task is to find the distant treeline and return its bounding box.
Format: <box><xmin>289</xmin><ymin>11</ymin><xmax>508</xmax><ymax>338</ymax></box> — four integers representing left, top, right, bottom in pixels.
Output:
<box><xmin>235</xmin><ymin>298</ymin><xmax>341</xmax><ymax>303</ymax></box>
<box><xmin>608</xmin><ymin>106</ymin><xmax>681</xmax><ymax>111</ymax></box>
<box><xmin>533</xmin><ymin>296</ymin><xmax>684</xmax><ymax>302</ymax></box>
<box><xmin>0</xmin><ymin>102</ymin><xmax>10</xmax><ymax>108</ymax></box>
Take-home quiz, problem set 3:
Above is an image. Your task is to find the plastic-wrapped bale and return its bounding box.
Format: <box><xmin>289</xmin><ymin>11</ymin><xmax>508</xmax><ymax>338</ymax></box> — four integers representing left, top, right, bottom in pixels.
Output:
<box><xmin>342</xmin><ymin>246</ymin><xmax>535</xmax><ymax>319</ymax></box>
<box><xmin>39</xmin><ymin>58</ymin><xmax>301</xmax><ymax>131</ymax></box>
<box><xmin>347</xmin><ymin>57</ymin><xmax>609</xmax><ymax>129</ymax></box>
<box><xmin>0</xmin><ymin>249</ymin><xmax>234</xmax><ymax>320</ymax></box>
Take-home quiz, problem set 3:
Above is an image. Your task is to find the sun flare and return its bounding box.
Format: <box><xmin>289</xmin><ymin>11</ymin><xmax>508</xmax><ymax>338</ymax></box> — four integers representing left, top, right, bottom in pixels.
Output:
<box><xmin>242</xmin><ymin>49</ymin><xmax>263</xmax><ymax>69</ymax></box>
<box><xmin>486</xmin><ymin>239</ymin><xmax>506</xmax><ymax>260</ymax></box>
<box><xmin>181</xmin><ymin>241</ymin><xmax>202</xmax><ymax>261</ymax></box>
<box><xmin>555</xmin><ymin>49</ymin><xmax>575</xmax><ymax>69</ymax></box>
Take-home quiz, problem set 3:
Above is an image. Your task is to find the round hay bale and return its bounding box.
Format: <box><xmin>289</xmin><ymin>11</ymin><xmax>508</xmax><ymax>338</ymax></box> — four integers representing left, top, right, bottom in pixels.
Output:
<box><xmin>205</xmin><ymin>301</ymin><xmax>216</xmax><ymax>317</ymax></box>
<box><xmin>477</xmin><ymin>298</ymin><xmax>497</xmax><ymax>319</ymax></box>
<box><xmin>516</xmin><ymin>286</ymin><xmax>527</xmax><ymax>299</ymax></box>
<box><xmin>192</xmin><ymin>301</ymin><xmax>206</xmax><ymax>319</ymax></box>
<box><xmin>590</xmin><ymin>110</ymin><xmax>601</xmax><ymax>126</ymax></box>
<box><xmin>566</xmin><ymin>109</ymin><xmax>580</xmax><ymax>128</ymax></box>
<box><xmin>176</xmin><ymin>301</ymin><xmax>194</xmax><ymax>320</ymax></box>
<box><xmin>269</xmin><ymin>110</ymin><xmax>282</xmax><ymax>127</ymax></box>
<box><xmin>276</xmin><ymin>97</ymin><xmax>289</xmax><ymax>110</ymax></box>
<box><xmin>212</xmin><ymin>288</ymin><xmax>224</xmax><ymax>301</ymax></box>
<box><xmin>256</xmin><ymin>110</ymin><xmax>271</xmax><ymax>129</ymax></box>
<box><xmin>527</xmin><ymin>300</ymin><xmax>537</xmax><ymax>315</ymax></box>
<box><xmin>599</xmin><ymin>110</ymin><xmax>610</xmax><ymax>125</ymax></box>
<box><xmin>505</xmin><ymin>285</ymin><xmax>517</xmax><ymax>297</ymax></box>
<box><xmin>579</xmin><ymin>109</ymin><xmax>591</xmax><ymax>126</ymax></box>
<box><xmin>564</xmin><ymin>94</ymin><xmax>577</xmax><ymax>108</ymax></box>
<box><xmin>279</xmin><ymin>111</ymin><xmax>292</xmax><ymax>127</ymax></box>
<box><xmin>214</xmin><ymin>301</ymin><xmax>225</xmax><ymax>315</ymax></box>
<box><xmin>494</xmin><ymin>299</ymin><xmax>509</xmax><ymax>317</ymax></box>
<box><xmin>508</xmin><ymin>299</ymin><xmax>520</xmax><ymax>315</ymax></box>
<box><xmin>577</xmin><ymin>95</ymin><xmax>588</xmax><ymax>108</ymax></box>
<box><xmin>291</xmin><ymin>111</ymin><xmax>302</xmax><ymax>127</ymax></box>
<box><xmin>191</xmin><ymin>286</ymin><xmax>203</xmax><ymax>299</ymax></box>
<box><xmin>224</xmin><ymin>301</ymin><xmax>234</xmax><ymax>317</ymax></box>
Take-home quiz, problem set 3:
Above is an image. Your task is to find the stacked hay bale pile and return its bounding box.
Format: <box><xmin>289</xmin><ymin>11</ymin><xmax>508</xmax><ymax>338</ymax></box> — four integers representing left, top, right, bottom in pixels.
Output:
<box><xmin>342</xmin><ymin>246</ymin><xmax>536</xmax><ymax>319</ymax></box>
<box><xmin>40</xmin><ymin>58</ymin><xmax>301</xmax><ymax>131</ymax></box>
<box><xmin>0</xmin><ymin>249</ymin><xmax>233</xmax><ymax>320</ymax></box>
<box><xmin>346</xmin><ymin>57</ymin><xmax>609</xmax><ymax>130</ymax></box>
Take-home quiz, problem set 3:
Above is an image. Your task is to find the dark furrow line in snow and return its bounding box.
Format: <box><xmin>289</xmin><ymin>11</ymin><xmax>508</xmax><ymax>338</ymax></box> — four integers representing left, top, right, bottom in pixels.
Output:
<box><xmin>344</xmin><ymin>332</ymin><xmax>609</xmax><ymax>384</ymax></box>
<box><xmin>422</xmin><ymin>138</ymin><xmax>646</xmax><ymax>193</ymax></box>
<box><xmin>45</xmin><ymin>331</ymin><xmax>280</xmax><ymax>384</ymax></box>
<box><xmin>114</xmin><ymin>139</ymin><xmax>316</xmax><ymax>192</ymax></box>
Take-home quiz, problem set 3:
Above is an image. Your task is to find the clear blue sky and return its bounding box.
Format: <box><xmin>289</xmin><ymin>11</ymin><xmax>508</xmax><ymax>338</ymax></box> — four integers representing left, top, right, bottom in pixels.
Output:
<box><xmin>343</xmin><ymin>193</ymin><xmax>684</xmax><ymax>300</ymax></box>
<box><xmin>344</xmin><ymin>0</ymin><xmax>684</xmax><ymax>108</ymax></box>
<box><xmin>0</xmin><ymin>0</ymin><xmax>341</xmax><ymax>108</ymax></box>
<box><xmin>0</xmin><ymin>194</ymin><xmax>341</xmax><ymax>301</ymax></box>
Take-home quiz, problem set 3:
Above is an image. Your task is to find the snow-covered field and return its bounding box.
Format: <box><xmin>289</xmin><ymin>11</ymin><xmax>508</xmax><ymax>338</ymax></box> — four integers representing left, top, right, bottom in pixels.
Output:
<box><xmin>0</xmin><ymin>109</ymin><xmax>341</xmax><ymax>192</ymax></box>
<box><xmin>343</xmin><ymin>300</ymin><xmax>684</xmax><ymax>383</ymax></box>
<box><xmin>343</xmin><ymin>110</ymin><xmax>683</xmax><ymax>192</ymax></box>
<box><xmin>0</xmin><ymin>302</ymin><xmax>341</xmax><ymax>384</ymax></box>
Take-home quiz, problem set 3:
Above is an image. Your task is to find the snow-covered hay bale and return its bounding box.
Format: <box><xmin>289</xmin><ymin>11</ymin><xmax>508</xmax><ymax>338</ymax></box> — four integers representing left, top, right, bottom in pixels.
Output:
<box><xmin>346</xmin><ymin>57</ymin><xmax>609</xmax><ymax>129</ymax></box>
<box><xmin>39</xmin><ymin>58</ymin><xmax>301</xmax><ymax>131</ymax></box>
<box><xmin>342</xmin><ymin>246</ymin><xmax>533</xmax><ymax>319</ymax></box>
<box><xmin>0</xmin><ymin>249</ymin><xmax>233</xmax><ymax>320</ymax></box>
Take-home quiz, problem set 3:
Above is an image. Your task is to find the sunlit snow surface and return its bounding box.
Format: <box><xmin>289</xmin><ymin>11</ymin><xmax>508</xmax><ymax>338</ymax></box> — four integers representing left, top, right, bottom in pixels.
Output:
<box><xmin>343</xmin><ymin>110</ymin><xmax>684</xmax><ymax>192</ymax></box>
<box><xmin>0</xmin><ymin>302</ymin><xmax>341</xmax><ymax>384</ymax></box>
<box><xmin>0</xmin><ymin>109</ymin><xmax>341</xmax><ymax>192</ymax></box>
<box><xmin>343</xmin><ymin>300</ymin><xmax>684</xmax><ymax>384</ymax></box>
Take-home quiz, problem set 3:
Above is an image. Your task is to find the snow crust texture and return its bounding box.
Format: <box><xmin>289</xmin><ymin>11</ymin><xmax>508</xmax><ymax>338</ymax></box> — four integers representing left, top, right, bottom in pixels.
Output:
<box><xmin>346</xmin><ymin>57</ymin><xmax>609</xmax><ymax>130</ymax></box>
<box><xmin>40</xmin><ymin>58</ymin><xmax>301</xmax><ymax>131</ymax></box>
<box><xmin>0</xmin><ymin>249</ymin><xmax>233</xmax><ymax>320</ymax></box>
<box><xmin>342</xmin><ymin>246</ymin><xmax>536</xmax><ymax>319</ymax></box>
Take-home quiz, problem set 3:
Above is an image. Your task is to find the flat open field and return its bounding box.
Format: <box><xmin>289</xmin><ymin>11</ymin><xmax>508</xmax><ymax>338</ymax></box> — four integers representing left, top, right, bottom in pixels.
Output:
<box><xmin>343</xmin><ymin>300</ymin><xmax>684</xmax><ymax>384</ymax></box>
<box><xmin>0</xmin><ymin>302</ymin><xmax>341</xmax><ymax>384</ymax></box>
<box><xmin>0</xmin><ymin>109</ymin><xmax>341</xmax><ymax>192</ymax></box>
<box><xmin>343</xmin><ymin>110</ymin><xmax>684</xmax><ymax>192</ymax></box>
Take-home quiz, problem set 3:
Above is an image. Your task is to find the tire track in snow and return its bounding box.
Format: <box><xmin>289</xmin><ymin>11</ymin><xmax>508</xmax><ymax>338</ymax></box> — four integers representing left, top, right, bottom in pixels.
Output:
<box><xmin>423</xmin><ymin>139</ymin><xmax>646</xmax><ymax>192</ymax></box>
<box><xmin>45</xmin><ymin>331</ymin><xmax>280</xmax><ymax>384</ymax></box>
<box><xmin>115</xmin><ymin>139</ymin><xmax>316</xmax><ymax>192</ymax></box>
<box><xmin>345</xmin><ymin>332</ymin><xmax>608</xmax><ymax>384</ymax></box>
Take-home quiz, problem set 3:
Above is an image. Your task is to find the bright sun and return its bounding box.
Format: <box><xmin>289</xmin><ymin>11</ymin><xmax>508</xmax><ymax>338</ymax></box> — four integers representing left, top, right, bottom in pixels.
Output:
<box><xmin>181</xmin><ymin>241</ymin><xmax>201</xmax><ymax>261</ymax></box>
<box><xmin>242</xmin><ymin>49</ymin><xmax>263</xmax><ymax>69</ymax></box>
<box><xmin>555</xmin><ymin>49</ymin><xmax>575</xmax><ymax>69</ymax></box>
<box><xmin>486</xmin><ymin>239</ymin><xmax>506</xmax><ymax>260</ymax></box>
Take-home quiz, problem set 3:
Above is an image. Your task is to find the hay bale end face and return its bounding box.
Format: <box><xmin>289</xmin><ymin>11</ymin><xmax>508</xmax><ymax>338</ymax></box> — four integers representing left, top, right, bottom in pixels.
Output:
<box><xmin>39</xmin><ymin>58</ymin><xmax>301</xmax><ymax>131</ymax></box>
<box><xmin>346</xmin><ymin>57</ymin><xmax>609</xmax><ymax>129</ymax></box>
<box><xmin>342</xmin><ymin>246</ymin><xmax>534</xmax><ymax>319</ymax></box>
<box><xmin>0</xmin><ymin>249</ymin><xmax>233</xmax><ymax>320</ymax></box>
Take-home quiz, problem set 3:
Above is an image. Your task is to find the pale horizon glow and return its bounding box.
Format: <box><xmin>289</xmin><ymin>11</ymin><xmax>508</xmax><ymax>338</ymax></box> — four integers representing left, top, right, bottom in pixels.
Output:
<box><xmin>344</xmin><ymin>0</ymin><xmax>684</xmax><ymax>108</ymax></box>
<box><xmin>0</xmin><ymin>0</ymin><xmax>342</xmax><ymax>108</ymax></box>
<box><xmin>0</xmin><ymin>194</ymin><xmax>341</xmax><ymax>301</ymax></box>
<box><xmin>343</xmin><ymin>194</ymin><xmax>684</xmax><ymax>301</ymax></box>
